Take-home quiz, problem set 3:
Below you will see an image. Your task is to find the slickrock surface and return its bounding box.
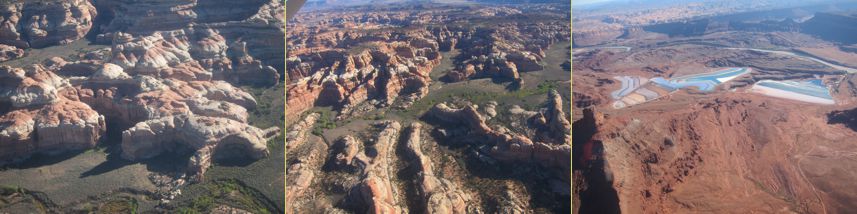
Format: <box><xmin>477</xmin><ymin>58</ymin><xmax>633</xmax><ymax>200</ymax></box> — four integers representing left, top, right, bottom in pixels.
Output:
<box><xmin>93</xmin><ymin>0</ymin><xmax>286</xmax><ymax>66</ymax></box>
<box><xmin>403</xmin><ymin>122</ymin><xmax>472</xmax><ymax>214</ymax></box>
<box><xmin>0</xmin><ymin>0</ymin><xmax>96</xmax><ymax>49</ymax></box>
<box><xmin>0</xmin><ymin>64</ymin><xmax>107</xmax><ymax>163</ymax></box>
<box><xmin>285</xmin><ymin>112</ymin><xmax>319</xmax><ymax>150</ymax></box>
<box><xmin>0</xmin><ymin>99</ymin><xmax>106</xmax><ymax>164</ymax></box>
<box><xmin>355</xmin><ymin>121</ymin><xmax>406</xmax><ymax>214</ymax></box>
<box><xmin>285</xmin><ymin>126</ymin><xmax>328</xmax><ymax>211</ymax></box>
<box><xmin>32</xmin><ymin>100</ymin><xmax>106</xmax><ymax>153</ymax></box>
<box><xmin>426</xmin><ymin>93</ymin><xmax>571</xmax><ymax>180</ymax></box>
<box><xmin>121</xmin><ymin>114</ymin><xmax>278</xmax><ymax>181</ymax></box>
<box><xmin>109</xmin><ymin>29</ymin><xmax>280</xmax><ymax>86</ymax></box>
<box><xmin>0</xmin><ymin>64</ymin><xmax>66</xmax><ymax>107</ymax></box>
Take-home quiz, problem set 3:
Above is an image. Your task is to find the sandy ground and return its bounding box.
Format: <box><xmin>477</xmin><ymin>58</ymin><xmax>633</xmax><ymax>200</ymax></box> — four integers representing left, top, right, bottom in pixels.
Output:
<box><xmin>3</xmin><ymin>40</ymin><xmax>108</xmax><ymax>68</ymax></box>
<box><xmin>0</xmin><ymin>151</ymin><xmax>157</xmax><ymax>207</ymax></box>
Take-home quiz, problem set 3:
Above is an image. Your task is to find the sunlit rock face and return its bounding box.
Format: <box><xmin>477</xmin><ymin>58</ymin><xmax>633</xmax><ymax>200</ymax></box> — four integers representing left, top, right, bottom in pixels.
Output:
<box><xmin>0</xmin><ymin>0</ymin><xmax>284</xmax><ymax>180</ymax></box>
<box><xmin>0</xmin><ymin>64</ymin><xmax>105</xmax><ymax>164</ymax></box>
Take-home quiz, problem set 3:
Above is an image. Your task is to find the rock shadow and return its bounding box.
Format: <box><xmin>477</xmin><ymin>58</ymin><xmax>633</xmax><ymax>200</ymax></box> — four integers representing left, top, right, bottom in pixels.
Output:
<box><xmin>572</xmin><ymin>108</ymin><xmax>620</xmax><ymax>214</ymax></box>
<box><xmin>828</xmin><ymin>107</ymin><xmax>857</xmax><ymax>132</ymax></box>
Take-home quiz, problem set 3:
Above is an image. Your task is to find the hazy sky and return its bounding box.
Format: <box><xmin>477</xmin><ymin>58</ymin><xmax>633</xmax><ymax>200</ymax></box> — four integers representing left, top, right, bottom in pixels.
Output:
<box><xmin>572</xmin><ymin>0</ymin><xmax>617</xmax><ymax>5</ymax></box>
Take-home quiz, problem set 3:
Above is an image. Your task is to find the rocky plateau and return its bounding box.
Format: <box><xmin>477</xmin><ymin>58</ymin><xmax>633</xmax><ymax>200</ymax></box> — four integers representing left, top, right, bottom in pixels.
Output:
<box><xmin>0</xmin><ymin>0</ymin><xmax>285</xmax><ymax>213</ymax></box>
<box><xmin>287</xmin><ymin>2</ymin><xmax>571</xmax><ymax>213</ymax></box>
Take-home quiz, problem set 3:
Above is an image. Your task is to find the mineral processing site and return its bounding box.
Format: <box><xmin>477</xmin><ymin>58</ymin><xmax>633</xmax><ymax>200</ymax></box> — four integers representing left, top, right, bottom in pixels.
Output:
<box><xmin>0</xmin><ymin>0</ymin><xmax>286</xmax><ymax>212</ymax></box>
<box><xmin>573</xmin><ymin>0</ymin><xmax>857</xmax><ymax>213</ymax></box>
<box><xmin>286</xmin><ymin>1</ymin><xmax>572</xmax><ymax>213</ymax></box>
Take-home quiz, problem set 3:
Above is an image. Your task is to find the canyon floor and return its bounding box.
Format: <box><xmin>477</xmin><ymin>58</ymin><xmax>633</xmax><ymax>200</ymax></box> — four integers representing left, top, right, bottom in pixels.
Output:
<box><xmin>286</xmin><ymin>2</ymin><xmax>571</xmax><ymax>213</ymax></box>
<box><xmin>573</xmin><ymin>1</ymin><xmax>857</xmax><ymax>213</ymax></box>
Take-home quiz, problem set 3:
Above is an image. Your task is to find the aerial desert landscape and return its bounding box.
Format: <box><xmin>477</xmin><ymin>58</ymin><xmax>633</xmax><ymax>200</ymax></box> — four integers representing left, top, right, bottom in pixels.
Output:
<box><xmin>573</xmin><ymin>0</ymin><xmax>857</xmax><ymax>213</ymax></box>
<box><xmin>0</xmin><ymin>0</ymin><xmax>285</xmax><ymax>212</ymax></box>
<box><xmin>286</xmin><ymin>0</ymin><xmax>571</xmax><ymax>213</ymax></box>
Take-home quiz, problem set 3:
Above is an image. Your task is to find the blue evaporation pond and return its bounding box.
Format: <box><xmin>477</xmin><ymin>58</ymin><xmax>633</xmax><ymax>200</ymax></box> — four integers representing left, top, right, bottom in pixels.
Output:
<box><xmin>651</xmin><ymin>78</ymin><xmax>717</xmax><ymax>91</ymax></box>
<box><xmin>651</xmin><ymin>68</ymin><xmax>749</xmax><ymax>92</ymax></box>
<box><xmin>808</xmin><ymin>79</ymin><xmax>824</xmax><ymax>87</ymax></box>
<box><xmin>612</xmin><ymin>76</ymin><xmax>638</xmax><ymax>99</ymax></box>
<box><xmin>757</xmin><ymin>80</ymin><xmax>833</xmax><ymax>99</ymax></box>
<box><xmin>650</xmin><ymin>77</ymin><xmax>678</xmax><ymax>91</ymax></box>
<box><xmin>679</xmin><ymin>68</ymin><xmax>747</xmax><ymax>83</ymax></box>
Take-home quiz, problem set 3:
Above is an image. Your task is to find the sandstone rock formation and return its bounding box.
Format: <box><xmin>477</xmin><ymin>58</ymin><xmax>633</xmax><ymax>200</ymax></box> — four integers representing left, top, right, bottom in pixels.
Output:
<box><xmin>0</xmin><ymin>64</ymin><xmax>106</xmax><ymax>164</ymax></box>
<box><xmin>531</xmin><ymin>90</ymin><xmax>571</xmax><ymax>144</ymax></box>
<box><xmin>0</xmin><ymin>65</ymin><xmax>66</xmax><ymax>108</ymax></box>
<box><xmin>96</xmin><ymin>0</ymin><xmax>275</xmax><ymax>34</ymax></box>
<box><xmin>0</xmin><ymin>0</ymin><xmax>285</xmax><ymax>181</ymax></box>
<box><xmin>404</xmin><ymin>122</ymin><xmax>472</xmax><ymax>214</ymax></box>
<box><xmin>355</xmin><ymin>121</ymin><xmax>406</xmax><ymax>213</ymax></box>
<box><xmin>65</xmin><ymin>76</ymin><xmax>258</xmax><ymax>128</ymax></box>
<box><xmin>0</xmin><ymin>99</ymin><xmax>106</xmax><ymax>164</ymax></box>
<box><xmin>121</xmin><ymin>113</ymin><xmax>279</xmax><ymax>181</ymax></box>
<box><xmin>285</xmin><ymin>118</ymin><xmax>328</xmax><ymax>212</ymax></box>
<box><xmin>0</xmin><ymin>44</ymin><xmax>22</xmax><ymax>62</ymax></box>
<box><xmin>286</xmin><ymin>40</ymin><xmax>439</xmax><ymax>121</ymax></box>
<box><xmin>93</xmin><ymin>0</ymin><xmax>285</xmax><ymax>71</ymax></box>
<box><xmin>332</xmin><ymin>135</ymin><xmax>361</xmax><ymax>169</ymax></box>
<box><xmin>448</xmin><ymin>53</ymin><xmax>525</xmax><ymax>82</ymax></box>
<box><xmin>285</xmin><ymin>161</ymin><xmax>315</xmax><ymax>211</ymax></box>
<box><xmin>285</xmin><ymin>112</ymin><xmax>318</xmax><ymax>150</ymax></box>
<box><xmin>0</xmin><ymin>0</ymin><xmax>287</xmax><ymax>213</ymax></box>
<box><xmin>32</xmin><ymin>100</ymin><xmax>106</xmax><ymax>153</ymax></box>
<box><xmin>571</xmin><ymin>20</ymin><xmax>625</xmax><ymax>47</ymax></box>
<box><xmin>0</xmin><ymin>0</ymin><xmax>96</xmax><ymax>49</ymax></box>
<box><xmin>426</xmin><ymin>93</ymin><xmax>571</xmax><ymax>182</ymax></box>
<box><xmin>443</xmin><ymin>25</ymin><xmax>562</xmax><ymax>82</ymax></box>
<box><xmin>108</xmin><ymin>29</ymin><xmax>280</xmax><ymax>86</ymax></box>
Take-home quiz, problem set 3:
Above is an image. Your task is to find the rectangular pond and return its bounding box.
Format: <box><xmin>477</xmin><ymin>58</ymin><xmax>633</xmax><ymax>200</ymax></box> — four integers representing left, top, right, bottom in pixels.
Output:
<box><xmin>611</xmin><ymin>67</ymin><xmax>751</xmax><ymax>109</ymax></box>
<box><xmin>751</xmin><ymin>79</ymin><xmax>835</xmax><ymax>105</ymax></box>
